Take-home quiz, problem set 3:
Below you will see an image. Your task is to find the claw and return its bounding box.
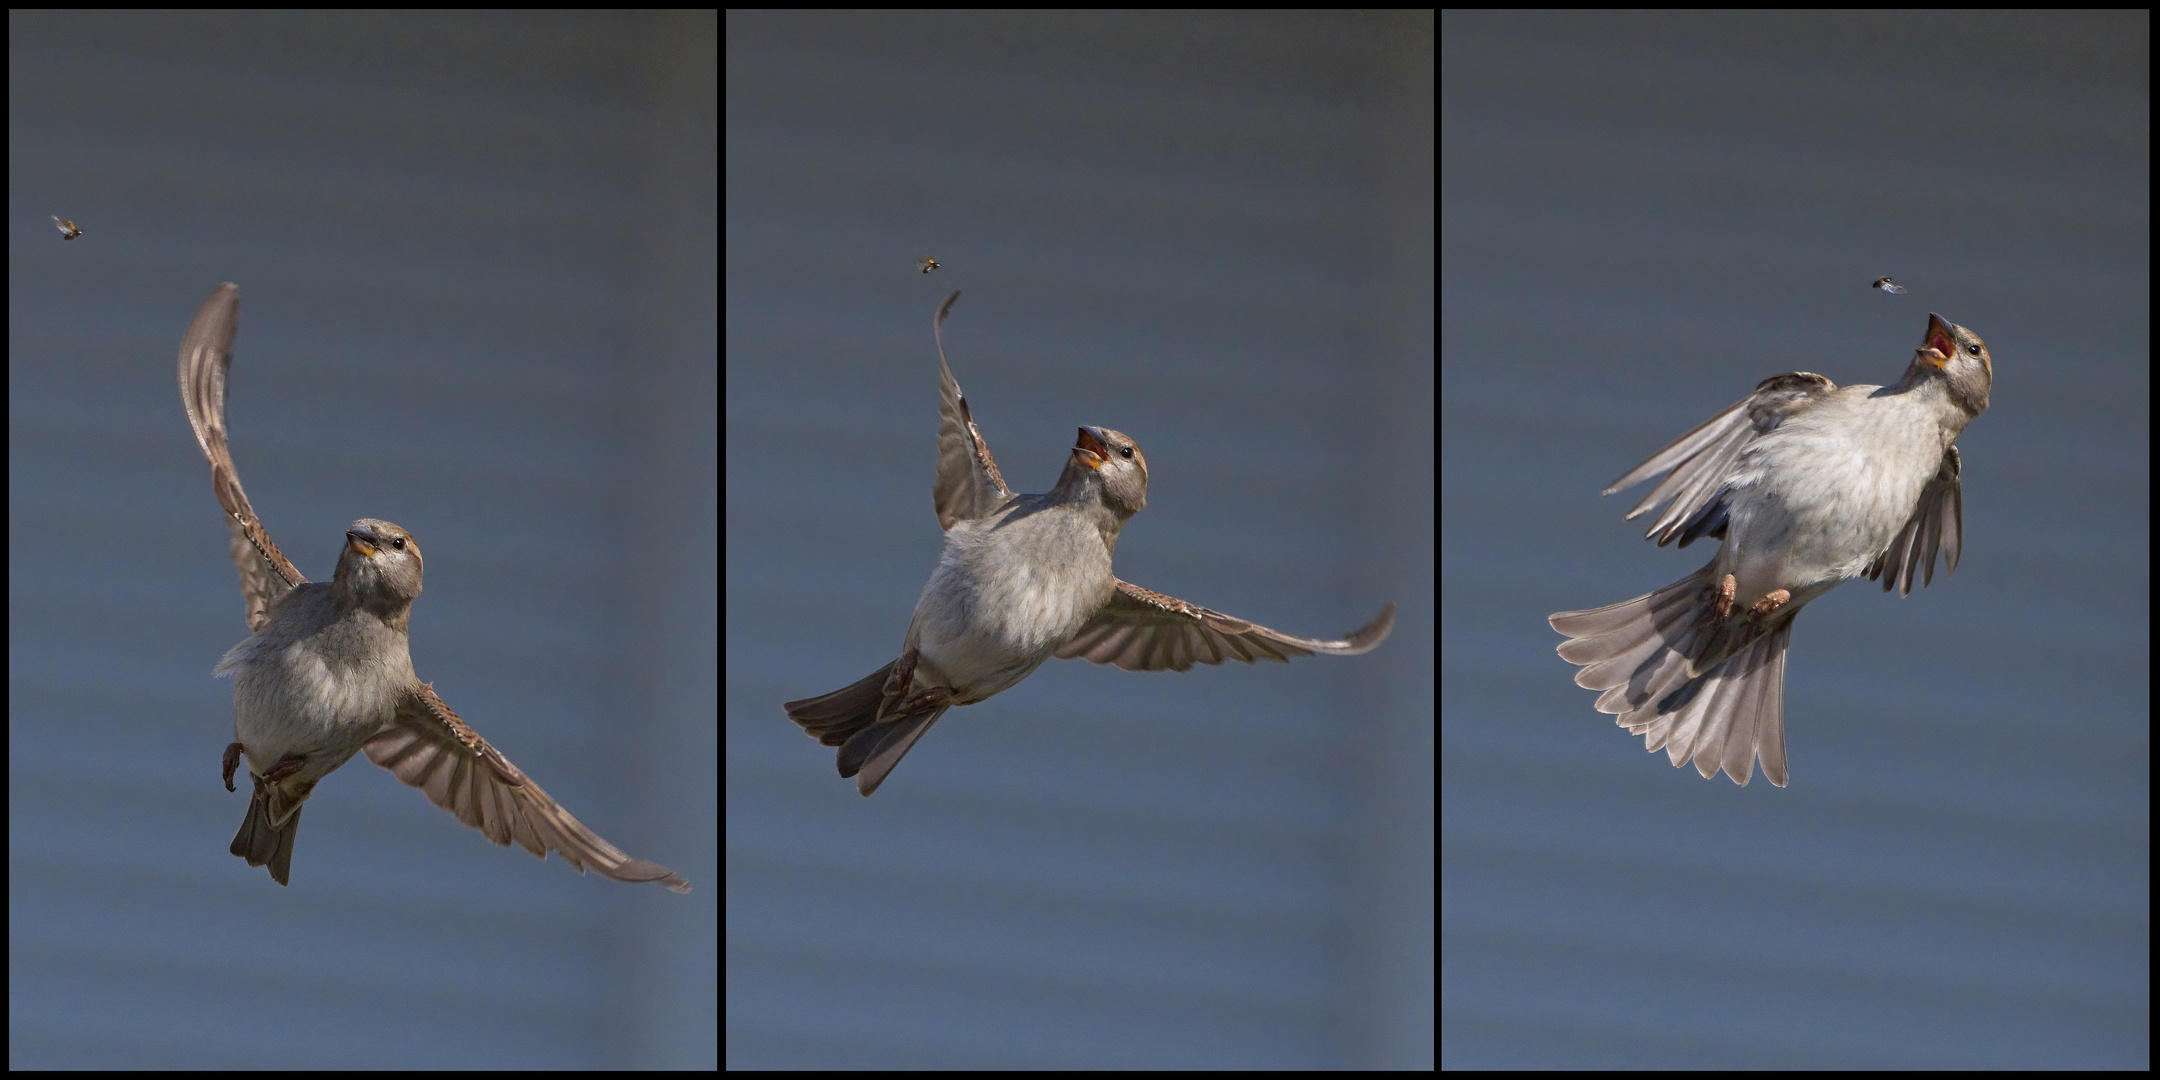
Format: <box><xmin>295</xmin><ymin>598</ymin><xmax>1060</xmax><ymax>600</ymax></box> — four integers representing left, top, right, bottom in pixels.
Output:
<box><xmin>222</xmin><ymin>742</ymin><xmax>243</xmax><ymax>792</ymax></box>
<box><xmin>262</xmin><ymin>752</ymin><xmax>307</xmax><ymax>783</ymax></box>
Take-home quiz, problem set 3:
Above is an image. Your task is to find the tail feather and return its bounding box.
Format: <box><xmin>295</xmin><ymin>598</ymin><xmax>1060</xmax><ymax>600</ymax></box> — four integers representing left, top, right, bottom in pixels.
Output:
<box><xmin>1552</xmin><ymin>571</ymin><xmax>1793</xmax><ymax>787</ymax></box>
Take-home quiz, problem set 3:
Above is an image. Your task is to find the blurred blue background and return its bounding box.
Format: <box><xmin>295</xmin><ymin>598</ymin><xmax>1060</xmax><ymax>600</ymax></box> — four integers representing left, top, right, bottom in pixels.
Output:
<box><xmin>1443</xmin><ymin>11</ymin><xmax>2147</xmax><ymax>1069</ymax></box>
<box><xmin>727</xmin><ymin>11</ymin><xmax>1433</xmax><ymax>1069</ymax></box>
<box><xmin>9</xmin><ymin>11</ymin><xmax>715</xmax><ymax>1069</ymax></box>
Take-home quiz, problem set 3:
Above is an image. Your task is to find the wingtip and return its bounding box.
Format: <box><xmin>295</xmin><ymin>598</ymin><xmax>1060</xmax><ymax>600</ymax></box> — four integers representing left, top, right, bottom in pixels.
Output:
<box><xmin>934</xmin><ymin>290</ymin><xmax>963</xmax><ymax>371</ymax></box>
<box><xmin>1344</xmin><ymin>601</ymin><xmax>1397</xmax><ymax>652</ymax></box>
<box><xmin>600</xmin><ymin>858</ymin><xmax>694</xmax><ymax>893</ymax></box>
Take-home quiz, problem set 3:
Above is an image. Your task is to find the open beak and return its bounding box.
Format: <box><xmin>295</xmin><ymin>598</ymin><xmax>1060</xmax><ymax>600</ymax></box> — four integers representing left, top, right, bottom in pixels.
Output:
<box><xmin>346</xmin><ymin>529</ymin><xmax>378</xmax><ymax>557</ymax></box>
<box><xmin>1916</xmin><ymin>312</ymin><xmax>1956</xmax><ymax>368</ymax></box>
<box><xmin>1071</xmin><ymin>426</ymin><xmax>1109</xmax><ymax>470</ymax></box>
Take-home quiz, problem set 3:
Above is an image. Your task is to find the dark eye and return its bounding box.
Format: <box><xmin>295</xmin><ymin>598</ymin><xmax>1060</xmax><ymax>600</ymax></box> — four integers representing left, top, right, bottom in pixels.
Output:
<box><xmin>1120</xmin><ymin>446</ymin><xmax>1133</xmax><ymax>459</ymax></box>
<box><xmin>1966</xmin><ymin>343</ymin><xmax>1980</xmax><ymax>355</ymax></box>
<box><xmin>392</xmin><ymin>538</ymin><xmax>406</xmax><ymax>550</ymax></box>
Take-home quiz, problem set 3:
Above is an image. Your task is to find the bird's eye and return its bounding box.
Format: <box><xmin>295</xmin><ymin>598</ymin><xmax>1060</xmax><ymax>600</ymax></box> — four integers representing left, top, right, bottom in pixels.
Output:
<box><xmin>1120</xmin><ymin>446</ymin><xmax>1133</xmax><ymax>459</ymax></box>
<box><xmin>1966</xmin><ymin>343</ymin><xmax>1980</xmax><ymax>356</ymax></box>
<box><xmin>391</xmin><ymin>538</ymin><xmax>406</xmax><ymax>550</ymax></box>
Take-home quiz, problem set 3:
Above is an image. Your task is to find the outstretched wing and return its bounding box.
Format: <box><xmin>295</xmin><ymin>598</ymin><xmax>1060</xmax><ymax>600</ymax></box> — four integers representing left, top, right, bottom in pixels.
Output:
<box><xmin>1055</xmin><ymin>581</ymin><xmax>1396</xmax><ymax>671</ymax></box>
<box><xmin>1603</xmin><ymin>372</ymin><xmax>1838</xmax><ymax>547</ymax></box>
<box><xmin>363</xmin><ymin>683</ymin><xmax>691</xmax><ymax>892</ymax></box>
<box><xmin>177</xmin><ymin>282</ymin><xmax>307</xmax><ymax>631</ymax></box>
<box><xmin>930</xmin><ymin>291</ymin><xmax>1014</xmax><ymax>530</ymax></box>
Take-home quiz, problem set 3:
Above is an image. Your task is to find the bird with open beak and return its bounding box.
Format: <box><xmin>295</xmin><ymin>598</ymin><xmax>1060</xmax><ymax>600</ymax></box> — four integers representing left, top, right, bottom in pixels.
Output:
<box><xmin>1550</xmin><ymin>313</ymin><xmax>1992</xmax><ymax>786</ymax></box>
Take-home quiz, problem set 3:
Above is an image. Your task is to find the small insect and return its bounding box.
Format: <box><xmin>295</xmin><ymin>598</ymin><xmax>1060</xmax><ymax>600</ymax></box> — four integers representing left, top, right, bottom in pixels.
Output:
<box><xmin>918</xmin><ymin>255</ymin><xmax>940</xmax><ymax>274</ymax></box>
<box><xmin>1871</xmin><ymin>276</ymin><xmax>1906</xmax><ymax>295</ymax></box>
<box><xmin>51</xmin><ymin>216</ymin><xmax>83</xmax><ymax>241</ymax></box>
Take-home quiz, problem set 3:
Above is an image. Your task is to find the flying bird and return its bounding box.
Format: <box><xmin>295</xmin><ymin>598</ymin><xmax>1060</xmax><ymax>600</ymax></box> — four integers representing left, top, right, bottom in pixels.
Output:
<box><xmin>1550</xmin><ymin>313</ymin><xmax>1992</xmax><ymax>786</ymax></box>
<box><xmin>179</xmin><ymin>283</ymin><xmax>689</xmax><ymax>890</ymax></box>
<box><xmin>785</xmin><ymin>291</ymin><xmax>1395</xmax><ymax>795</ymax></box>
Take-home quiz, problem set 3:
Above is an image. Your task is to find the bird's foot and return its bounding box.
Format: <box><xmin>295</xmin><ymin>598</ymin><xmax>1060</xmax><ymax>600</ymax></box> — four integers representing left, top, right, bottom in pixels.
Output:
<box><xmin>884</xmin><ymin>648</ymin><xmax>917</xmax><ymax>697</ymax></box>
<box><xmin>222</xmin><ymin>742</ymin><xmax>243</xmax><ymax>792</ymax></box>
<box><xmin>878</xmin><ymin>648</ymin><xmax>919</xmax><ymax>721</ymax></box>
<box><xmin>894</xmin><ymin>686</ymin><xmax>955</xmax><ymax>715</ymax></box>
<box><xmin>1747</xmin><ymin>589</ymin><xmax>1792</xmax><ymax>621</ymax></box>
<box><xmin>1713</xmin><ymin>573</ymin><xmax>1737</xmax><ymax>619</ymax></box>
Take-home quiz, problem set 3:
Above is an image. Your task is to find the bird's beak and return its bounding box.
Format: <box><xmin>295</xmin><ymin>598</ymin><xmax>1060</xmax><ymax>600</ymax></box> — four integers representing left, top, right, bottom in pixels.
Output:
<box><xmin>346</xmin><ymin>529</ymin><xmax>378</xmax><ymax>557</ymax></box>
<box><xmin>1916</xmin><ymin>313</ymin><xmax>1956</xmax><ymax>368</ymax></box>
<box><xmin>1071</xmin><ymin>426</ymin><xmax>1109</xmax><ymax>470</ymax></box>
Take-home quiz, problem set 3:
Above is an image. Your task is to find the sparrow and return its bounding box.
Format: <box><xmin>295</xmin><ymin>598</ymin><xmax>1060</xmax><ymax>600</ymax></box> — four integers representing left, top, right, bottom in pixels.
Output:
<box><xmin>918</xmin><ymin>255</ymin><xmax>940</xmax><ymax>274</ymax></box>
<box><xmin>785</xmin><ymin>290</ymin><xmax>1396</xmax><ymax>796</ymax></box>
<box><xmin>1872</xmin><ymin>277</ymin><xmax>1906</xmax><ymax>294</ymax></box>
<box><xmin>1548</xmin><ymin>312</ymin><xmax>1991</xmax><ymax>786</ymax></box>
<box><xmin>180</xmin><ymin>282</ymin><xmax>688</xmax><ymax>890</ymax></box>
<box><xmin>51</xmin><ymin>215</ymin><xmax>82</xmax><ymax>240</ymax></box>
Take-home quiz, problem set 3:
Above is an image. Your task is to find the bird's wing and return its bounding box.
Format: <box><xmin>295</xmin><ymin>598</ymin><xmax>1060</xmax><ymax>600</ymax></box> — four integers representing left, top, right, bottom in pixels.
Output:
<box><xmin>177</xmin><ymin>282</ymin><xmax>307</xmax><ymax>631</ymax></box>
<box><xmin>1054</xmin><ymin>581</ymin><xmax>1396</xmax><ymax>671</ymax></box>
<box><xmin>363</xmin><ymin>683</ymin><xmax>691</xmax><ymax>892</ymax></box>
<box><xmin>1603</xmin><ymin>372</ymin><xmax>1838</xmax><ymax>547</ymax></box>
<box><xmin>930</xmin><ymin>291</ymin><xmax>1014</xmax><ymax>530</ymax></box>
<box><xmin>1866</xmin><ymin>445</ymin><xmax>1962</xmax><ymax>596</ymax></box>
